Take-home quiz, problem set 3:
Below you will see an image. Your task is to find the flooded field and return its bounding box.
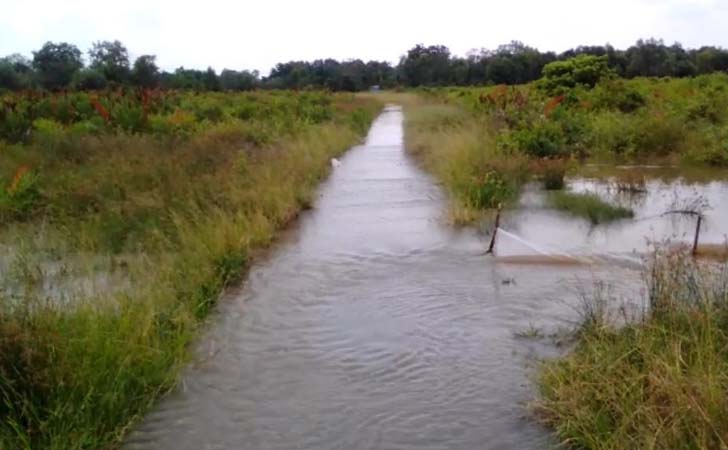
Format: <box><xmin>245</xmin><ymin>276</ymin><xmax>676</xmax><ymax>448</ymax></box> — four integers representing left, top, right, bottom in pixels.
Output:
<box><xmin>501</xmin><ymin>171</ymin><xmax>728</xmax><ymax>264</ymax></box>
<box><xmin>126</xmin><ymin>106</ymin><xmax>727</xmax><ymax>450</ymax></box>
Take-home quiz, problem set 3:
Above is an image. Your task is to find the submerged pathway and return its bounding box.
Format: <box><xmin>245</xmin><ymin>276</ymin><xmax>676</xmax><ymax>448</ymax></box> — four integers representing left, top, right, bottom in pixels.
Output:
<box><xmin>127</xmin><ymin>105</ymin><xmax>617</xmax><ymax>450</ymax></box>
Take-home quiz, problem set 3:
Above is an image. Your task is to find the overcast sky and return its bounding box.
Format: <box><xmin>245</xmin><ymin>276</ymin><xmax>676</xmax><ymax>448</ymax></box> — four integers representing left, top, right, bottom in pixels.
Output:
<box><xmin>2</xmin><ymin>0</ymin><xmax>727</xmax><ymax>75</ymax></box>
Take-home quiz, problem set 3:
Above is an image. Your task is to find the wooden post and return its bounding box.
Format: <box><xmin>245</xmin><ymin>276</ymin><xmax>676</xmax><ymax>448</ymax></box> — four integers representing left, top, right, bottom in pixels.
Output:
<box><xmin>692</xmin><ymin>215</ymin><xmax>702</xmax><ymax>256</ymax></box>
<box><xmin>485</xmin><ymin>204</ymin><xmax>502</xmax><ymax>255</ymax></box>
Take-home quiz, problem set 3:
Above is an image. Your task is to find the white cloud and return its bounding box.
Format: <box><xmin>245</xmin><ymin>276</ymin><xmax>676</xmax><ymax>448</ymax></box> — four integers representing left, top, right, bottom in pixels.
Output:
<box><xmin>1</xmin><ymin>0</ymin><xmax>727</xmax><ymax>74</ymax></box>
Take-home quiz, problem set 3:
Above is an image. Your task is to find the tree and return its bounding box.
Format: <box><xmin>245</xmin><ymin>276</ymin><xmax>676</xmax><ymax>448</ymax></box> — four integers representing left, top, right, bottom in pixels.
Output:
<box><xmin>625</xmin><ymin>39</ymin><xmax>671</xmax><ymax>77</ymax></box>
<box><xmin>131</xmin><ymin>55</ymin><xmax>159</xmax><ymax>88</ymax></box>
<box><xmin>694</xmin><ymin>47</ymin><xmax>728</xmax><ymax>74</ymax></box>
<box><xmin>0</xmin><ymin>54</ymin><xmax>33</xmax><ymax>90</ymax></box>
<box><xmin>219</xmin><ymin>69</ymin><xmax>257</xmax><ymax>91</ymax></box>
<box><xmin>0</xmin><ymin>61</ymin><xmax>24</xmax><ymax>91</ymax></box>
<box><xmin>539</xmin><ymin>55</ymin><xmax>614</xmax><ymax>94</ymax></box>
<box><xmin>399</xmin><ymin>44</ymin><xmax>452</xmax><ymax>86</ymax></box>
<box><xmin>72</xmin><ymin>68</ymin><xmax>108</xmax><ymax>90</ymax></box>
<box><xmin>88</xmin><ymin>40</ymin><xmax>130</xmax><ymax>83</ymax></box>
<box><xmin>202</xmin><ymin>67</ymin><xmax>220</xmax><ymax>91</ymax></box>
<box><xmin>32</xmin><ymin>42</ymin><xmax>83</xmax><ymax>90</ymax></box>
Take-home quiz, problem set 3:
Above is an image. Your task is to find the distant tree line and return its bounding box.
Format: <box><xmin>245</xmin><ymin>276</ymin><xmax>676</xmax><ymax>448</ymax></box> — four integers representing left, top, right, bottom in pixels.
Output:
<box><xmin>2</xmin><ymin>38</ymin><xmax>728</xmax><ymax>92</ymax></box>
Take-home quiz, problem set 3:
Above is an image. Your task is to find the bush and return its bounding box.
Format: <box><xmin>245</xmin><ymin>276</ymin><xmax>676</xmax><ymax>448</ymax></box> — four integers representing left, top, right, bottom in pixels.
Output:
<box><xmin>465</xmin><ymin>170</ymin><xmax>516</xmax><ymax>209</ymax></box>
<box><xmin>591</xmin><ymin>79</ymin><xmax>646</xmax><ymax>113</ymax></box>
<box><xmin>633</xmin><ymin>112</ymin><xmax>685</xmax><ymax>156</ymax></box>
<box><xmin>32</xmin><ymin>118</ymin><xmax>66</xmax><ymax>152</ymax></box>
<box><xmin>506</xmin><ymin>120</ymin><xmax>566</xmax><ymax>158</ymax></box>
<box><xmin>539</xmin><ymin>55</ymin><xmax>615</xmax><ymax>95</ymax></box>
<box><xmin>148</xmin><ymin>110</ymin><xmax>197</xmax><ymax>136</ymax></box>
<box><xmin>586</xmin><ymin>111</ymin><xmax>636</xmax><ymax>156</ymax></box>
<box><xmin>0</xmin><ymin>166</ymin><xmax>41</xmax><ymax>221</ymax></box>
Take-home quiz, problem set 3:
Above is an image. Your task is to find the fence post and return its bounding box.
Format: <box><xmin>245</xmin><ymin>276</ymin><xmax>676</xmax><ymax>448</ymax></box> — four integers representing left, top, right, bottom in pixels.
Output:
<box><xmin>692</xmin><ymin>215</ymin><xmax>702</xmax><ymax>256</ymax></box>
<box><xmin>486</xmin><ymin>204</ymin><xmax>502</xmax><ymax>255</ymax></box>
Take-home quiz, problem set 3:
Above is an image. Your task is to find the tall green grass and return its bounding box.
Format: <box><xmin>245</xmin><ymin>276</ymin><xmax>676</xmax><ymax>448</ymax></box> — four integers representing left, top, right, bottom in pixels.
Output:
<box><xmin>0</xmin><ymin>92</ymin><xmax>381</xmax><ymax>449</ymax></box>
<box><xmin>403</xmin><ymin>100</ymin><xmax>529</xmax><ymax>224</ymax></box>
<box><xmin>537</xmin><ymin>250</ymin><xmax>728</xmax><ymax>449</ymax></box>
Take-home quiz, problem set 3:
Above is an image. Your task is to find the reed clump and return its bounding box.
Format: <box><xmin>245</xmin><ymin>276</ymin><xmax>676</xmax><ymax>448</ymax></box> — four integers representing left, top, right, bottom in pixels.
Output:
<box><xmin>549</xmin><ymin>191</ymin><xmax>634</xmax><ymax>224</ymax></box>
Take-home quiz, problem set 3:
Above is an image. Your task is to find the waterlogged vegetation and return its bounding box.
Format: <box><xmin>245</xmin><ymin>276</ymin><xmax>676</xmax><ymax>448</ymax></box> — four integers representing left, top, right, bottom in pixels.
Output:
<box><xmin>3</xmin><ymin>33</ymin><xmax>728</xmax><ymax>449</ymax></box>
<box><xmin>400</xmin><ymin>54</ymin><xmax>728</xmax><ymax>449</ymax></box>
<box><xmin>404</xmin><ymin>56</ymin><xmax>728</xmax><ymax>223</ymax></box>
<box><xmin>0</xmin><ymin>88</ymin><xmax>380</xmax><ymax>449</ymax></box>
<box><xmin>537</xmin><ymin>251</ymin><xmax>728</xmax><ymax>450</ymax></box>
<box><xmin>548</xmin><ymin>191</ymin><xmax>634</xmax><ymax>224</ymax></box>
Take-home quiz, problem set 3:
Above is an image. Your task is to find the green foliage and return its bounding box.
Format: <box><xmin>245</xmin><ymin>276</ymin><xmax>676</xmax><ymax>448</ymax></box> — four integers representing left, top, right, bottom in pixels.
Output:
<box><xmin>505</xmin><ymin>119</ymin><xmax>567</xmax><ymax>158</ymax></box>
<box><xmin>549</xmin><ymin>191</ymin><xmax>633</xmax><ymax>224</ymax></box>
<box><xmin>88</xmin><ymin>40</ymin><xmax>130</xmax><ymax>84</ymax></box>
<box><xmin>219</xmin><ymin>69</ymin><xmax>257</xmax><ymax>91</ymax></box>
<box><xmin>591</xmin><ymin>79</ymin><xmax>646</xmax><ymax>112</ymax></box>
<box><xmin>131</xmin><ymin>55</ymin><xmax>159</xmax><ymax>88</ymax></box>
<box><xmin>466</xmin><ymin>170</ymin><xmax>516</xmax><ymax>209</ymax></box>
<box><xmin>0</xmin><ymin>168</ymin><xmax>41</xmax><ymax>221</ymax></box>
<box><xmin>72</xmin><ymin>69</ymin><xmax>108</xmax><ymax>90</ymax></box>
<box><xmin>32</xmin><ymin>118</ymin><xmax>67</xmax><ymax>152</ymax></box>
<box><xmin>0</xmin><ymin>61</ymin><xmax>29</xmax><ymax>91</ymax></box>
<box><xmin>539</xmin><ymin>55</ymin><xmax>615</xmax><ymax>95</ymax></box>
<box><xmin>32</xmin><ymin>42</ymin><xmax>84</xmax><ymax>90</ymax></box>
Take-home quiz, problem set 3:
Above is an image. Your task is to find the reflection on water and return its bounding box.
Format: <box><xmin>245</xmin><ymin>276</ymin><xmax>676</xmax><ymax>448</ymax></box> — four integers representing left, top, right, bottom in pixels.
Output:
<box><xmin>126</xmin><ymin>106</ymin><xmax>728</xmax><ymax>450</ymax></box>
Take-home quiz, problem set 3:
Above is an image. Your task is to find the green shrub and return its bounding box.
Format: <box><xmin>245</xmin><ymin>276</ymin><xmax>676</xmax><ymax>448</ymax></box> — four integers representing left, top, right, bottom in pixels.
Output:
<box><xmin>0</xmin><ymin>167</ymin><xmax>41</xmax><ymax>221</ymax></box>
<box><xmin>591</xmin><ymin>79</ymin><xmax>646</xmax><ymax>113</ymax></box>
<box><xmin>110</xmin><ymin>102</ymin><xmax>147</xmax><ymax>133</ymax></box>
<box><xmin>32</xmin><ymin>118</ymin><xmax>66</xmax><ymax>151</ymax></box>
<box><xmin>633</xmin><ymin>112</ymin><xmax>685</xmax><ymax>156</ymax></box>
<box><xmin>465</xmin><ymin>170</ymin><xmax>516</xmax><ymax>209</ymax></box>
<box><xmin>507</xmin><ymin>120</ymin><xmax>566</xmax><ymax>158</ymax></box>
<box><xmin>148</xmin><ymin>111</ymin><xmax>197</xmax><ymax>137</ymax></box>
<box><xmin>539</xmin><ymin>55</ymin><xmax>615</xmax><ymax>95</ymax></box>
<box><xmin>683</xmin><ymin>125</ymin><xmax>728</xmax><ymax>166</ymax></box>
<box><xmin>587</xmin><ymin>111</ymin><xmax>636</xmax><ymax>156</ymax></box>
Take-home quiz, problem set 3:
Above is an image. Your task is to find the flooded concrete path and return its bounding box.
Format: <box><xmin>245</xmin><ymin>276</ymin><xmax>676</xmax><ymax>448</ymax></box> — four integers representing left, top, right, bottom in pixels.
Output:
<box><xmin>127</xmin><ymin>106</ymin><xmax>639</xmax><ymax>450</ymax></box>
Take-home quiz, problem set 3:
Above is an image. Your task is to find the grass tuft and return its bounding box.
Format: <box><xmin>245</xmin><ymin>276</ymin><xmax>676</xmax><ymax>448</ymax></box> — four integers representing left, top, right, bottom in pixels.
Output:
<box><xmin>549</xmin><ymin>191</ymin><xmax>633</xmax><ymax>224</ymax></box>
<box><xmin>536</xmin><ymin>249</ymin><xmax>728</xmax><ymax>450</ymax></box>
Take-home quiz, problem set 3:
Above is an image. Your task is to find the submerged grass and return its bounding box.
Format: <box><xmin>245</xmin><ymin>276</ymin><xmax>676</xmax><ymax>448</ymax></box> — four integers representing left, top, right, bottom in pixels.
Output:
<box><xmin>537</xmin><ymin>250</ymin><xmax>728</xmax><ymax>450</ymax></box>
<box><xmin>0</xmin><ymin>91</ymin><xmax>381</xmax><ymax>449</ymax></box>
<box><xmin>549</xmin><ymin>191</ymin><xmax>634</xmax><ymax>224</ymax></box>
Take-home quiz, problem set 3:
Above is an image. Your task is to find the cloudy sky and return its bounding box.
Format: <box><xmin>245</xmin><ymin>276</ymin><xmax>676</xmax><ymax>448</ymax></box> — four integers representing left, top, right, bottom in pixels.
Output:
<box><xmin>2</xmin><ymin>0</ymin><xmax>727</xmax><ymax>75</ymax></box>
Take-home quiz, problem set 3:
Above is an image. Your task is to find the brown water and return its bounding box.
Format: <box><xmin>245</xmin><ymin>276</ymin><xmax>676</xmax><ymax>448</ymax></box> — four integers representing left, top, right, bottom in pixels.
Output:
<box><xmin>125</xmin><ymin>106</ymin><xmax>728</xmax><ymax>450</ymax></box>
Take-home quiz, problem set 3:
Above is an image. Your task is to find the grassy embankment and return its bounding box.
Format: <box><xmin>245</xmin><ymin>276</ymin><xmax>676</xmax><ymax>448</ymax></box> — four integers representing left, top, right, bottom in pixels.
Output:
<box><xmin>401</xmin><ymin>73</ymin><xmax>728</xmax><ymax>224</ymax></box>
<box><xmin>0</xmin><ymin>89</ymin><xmax>380</xmax><ymax>449</ymax></box>
<box><xmin>536</xmin><ymin>251</ymin><xmax>728</xmax><ymax>450</ymax></box>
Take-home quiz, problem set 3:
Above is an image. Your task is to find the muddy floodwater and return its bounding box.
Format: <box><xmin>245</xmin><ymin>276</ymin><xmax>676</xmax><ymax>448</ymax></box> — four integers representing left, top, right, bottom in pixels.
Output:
<box><xmin>126</xmin><ymin>106</ymin><xmax>727</xmax><ymax>450</ymax></box>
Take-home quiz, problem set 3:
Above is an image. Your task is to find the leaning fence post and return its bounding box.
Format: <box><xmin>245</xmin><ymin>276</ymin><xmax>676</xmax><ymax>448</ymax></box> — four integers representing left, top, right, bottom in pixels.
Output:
<box><xmin>692</xmin><ymin>214</ymin><xmax>702</xmax><ymax>256</ymax></box>
<box><xmin>485</xmin><ymin>203</ymin><xmax>502</xmax><ymax>255</ymax></box>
